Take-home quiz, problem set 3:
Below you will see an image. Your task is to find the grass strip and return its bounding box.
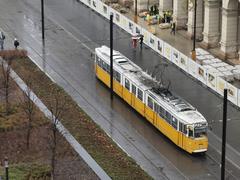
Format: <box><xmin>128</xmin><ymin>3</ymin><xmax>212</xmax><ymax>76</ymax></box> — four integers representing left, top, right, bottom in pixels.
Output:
<box><xmin>11</xmin><ymin>57</ymin><xmax>152</xmax><ymax>180</ymax></box>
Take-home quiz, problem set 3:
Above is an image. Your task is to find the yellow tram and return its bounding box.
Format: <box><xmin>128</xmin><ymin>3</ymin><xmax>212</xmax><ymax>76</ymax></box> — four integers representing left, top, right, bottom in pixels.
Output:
<box><xmin>95</xmin><ymin>46</ymin><xmax>208</xmax><ymax>154</ymax></box>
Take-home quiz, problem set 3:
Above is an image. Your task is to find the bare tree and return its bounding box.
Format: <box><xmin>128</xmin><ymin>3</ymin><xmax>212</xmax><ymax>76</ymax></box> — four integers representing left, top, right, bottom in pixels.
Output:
<box><xmin>1</xmin><ymin>59</ymin><xmax>12</xmax><ymax>115</ymax></box>
<box><xmin>48</xmin><ymin>89</ymin><xmax>67</xmax><ymax>180</ymax></box>
<box><xmin>20</xmin><ymin>80</ymin><xmax>35</xmax><ymax>149</ymax></box>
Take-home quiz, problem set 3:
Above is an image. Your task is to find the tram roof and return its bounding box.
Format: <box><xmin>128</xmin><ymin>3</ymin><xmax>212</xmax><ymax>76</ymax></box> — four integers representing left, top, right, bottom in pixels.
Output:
<box><xmin>96</xmin><ymin>46</ymin><xmax>142</xmax><ymax>73</ymax></box>
<box><xmin>148</xmin><ymin>88</ymin><xmax>207</xmax><ymax>124</ymax></box>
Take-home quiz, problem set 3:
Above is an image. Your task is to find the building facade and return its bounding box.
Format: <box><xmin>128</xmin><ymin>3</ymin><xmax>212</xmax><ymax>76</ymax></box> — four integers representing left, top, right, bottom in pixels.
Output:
<box><xmin>136</xmin><ymin>0</ymin><xmax>240</xmax><ymax>60</ymax></box>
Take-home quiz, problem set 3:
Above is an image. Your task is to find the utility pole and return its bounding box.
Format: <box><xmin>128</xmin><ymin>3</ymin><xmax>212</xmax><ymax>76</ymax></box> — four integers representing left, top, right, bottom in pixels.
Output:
<box><xmin>134</xmin><ymin>0</ymin><xmax>138</xmax><ymax>23</ymax></box>
<box><xmin>41</xmin><ymin>0</ymin><xmax>45</xmax><ymax>40</ymax></box>
<box><xmin>110</xmin><ymin>14</ymin><xmax>113</xmax><ymax>100</ymax></box>
<box><xmin>191</xmin><ymin>0</ymin><xmax>197</xmax><ymax>61</ymax></box>
<box><xmin>221</xmin><ymin>89</ymin><xmax>228</xmax><ymax>180</ymax></box>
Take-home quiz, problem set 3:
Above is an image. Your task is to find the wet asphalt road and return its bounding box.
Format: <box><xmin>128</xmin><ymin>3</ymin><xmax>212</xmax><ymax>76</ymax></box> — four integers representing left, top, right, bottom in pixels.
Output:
<box><xmin>0</xmin><ymin>0</ymin><xmax>240</xmax><ymax>179</ymax></box>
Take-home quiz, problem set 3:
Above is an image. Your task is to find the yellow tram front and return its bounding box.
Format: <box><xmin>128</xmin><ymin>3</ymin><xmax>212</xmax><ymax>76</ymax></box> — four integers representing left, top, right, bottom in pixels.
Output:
<box><xmin>184</xmin><ymin>122</ymin><xmax>208</xmax><ymax>153</ymax></box>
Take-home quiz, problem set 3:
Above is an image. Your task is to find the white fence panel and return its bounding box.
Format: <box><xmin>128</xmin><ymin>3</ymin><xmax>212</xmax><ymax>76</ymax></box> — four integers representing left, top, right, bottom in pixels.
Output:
<box><xmin>178</xmin><ymin>53</ymin><xmax>189</xmax><ymax>72</ymax></box>
<box><xmin>238</xmin><ymin>89</ymin><xmax>240</xmax><ymax>106</ymax></box>
<box><xmin>113</xmin><ymin>11</ymin><xmax>122</xmax><ymax>27</ymax></box>
<box><xmin>124</xmin><ymin>19</ymin><xmax>135</xmax><ymax>35</ymax></box>
<box><xmin>188</xmin><ymin>59</ymin><xmax>199</xmax><ymax>78</ymax></box>
<box><xmin>196</xmin><ymin>64</ymin><xmax>207</xmax><ymax>84</ymax></box>
<box><xmin>226</xmin><ymin>82</ymin><xmax>238</xmax><ymax>105</ymax></box>
<box><xmin>206</xmin><ymin>71</ymin><xmax>217</xmax><ymax>91</ymax></box>
<box><xmin>141</xmin><ymin>28</ymin><xmax>150</xmax><ymax>46</ymax></box>
<box><xmin>98</xmin><ymin>3</ymin><xmax>110</xmax><ymax>19</ymax></box>
<box><xmin>120</xmin><ymin>15</ymin><xmax>129</xmax><ymax>32</ymax></box>
<box><xmin>155</xmin><ymin>37</ymin><xmax>164</xmax><ymax>56</ymax></box>
<box><xmin>134</xmin><ymin>24</ymin><xmax>142</xmax><ymax>34</ymax></box>
<box><xmin>149</xmin><ymin>34</ymin><xmax>157</xmax><ymax>50</ymax></box>
<box><xmin>216</xmin><ymin>77</ymin><xmax>227</xmax><ymax>95</ymax></box>
<box><xmin>91</xmin><ymin>0</ymin><xmax>98</xmax><ymax>11</ymax></box>
<box><xmin>171</xmin><ymin>48</ymin><xmax>180</xmax><ymax>65</ymax></box>
<box><xmin>163</xmin><ymin>42</ymin><xmax>172</xmax><ymax>61</ymax></box>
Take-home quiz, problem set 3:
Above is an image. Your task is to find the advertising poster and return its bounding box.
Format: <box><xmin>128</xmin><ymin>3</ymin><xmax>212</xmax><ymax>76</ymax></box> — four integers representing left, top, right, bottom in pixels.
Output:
<box><xmin>149</xmin><ymin>35</ymin><xmax>156</xmax><ymax>50</ymax></box>
<box><xmin>155</xmin><ymin>38</ymin><xmax>164</xmax><ymax>56</ymax></box>
<box><xmin>141</xmin><ymin>28</ymin><xmax>149</xmax><ymax>46</ymax></box>
<box><xmin>217</xmin><ymin>77</ymin><xmax>226</xmax><ymax>95</ymax></box>
<box><xmin>172</xmin><ymin>48</ymin><xmax>179</xmax><ymax>65</ymax></box>
<box><xmin>226</xmin><ymin>83</ymin><xmax>238</xmax><ymax>105</ymax></box>
<box><xmin>207</xmin><ymin>72</ymin><xmax>217</xmax><ymax>90</ymax></box>
<box><xmin>178</xmin><ymin>53</ymin><xmax>188</xmax><ymax>72</ymax></box>
<box><xmin>164</xmin><ymin>43</ymin><xmax>171</xmax><ymax>61</ymax></box>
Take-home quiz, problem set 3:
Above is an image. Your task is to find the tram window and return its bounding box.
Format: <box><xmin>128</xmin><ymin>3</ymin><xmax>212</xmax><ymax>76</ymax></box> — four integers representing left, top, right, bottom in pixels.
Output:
<box><xmin>154</xmin><ymin>103</ymin><xmax>159</xmax><ymax>113</ymax></box>
<box><xmin>166</xmin><ymin>112</ymin><xmax>171</xmax><ymax>123</ymax></box>
<box><xmin>132</xmin><ymin>84</ymin><xmax>136</xmax><ymax>95</ymax></box>
<box><xmin>183</xmin><ymin>125</ymin><xmax>187</xmax><ymax>134</ymax></box>
<box><xmin>172</xmin><ymin>117</ymin><xmax>178</xmax><ymax>129</ymax></box>
<box><xmin>114</xmin><ymin>71</ymin><xmax>121</xmax><ymax>83</ymax></box>
<box><xmin>179</xmin><ymin>122</ymin><xmax>184</xmax><ymax>132</ymax></box>
<box><xmin>137</xmin><ymin>89</ymin><xmax>143</xmax><ymax>101</ymax></box>
<box><xmin>147</xmin><ymin>97</ymin><xmax>153</xmax><ymax>109</ymax></box>
<box><xmin>102</xmin><ymin>61</ymin><xmax>107</xmax><ymax>71</ymax></box>
<box><xmin>106</xmin><ymin>64</ymin><xmax>110</xmax><ymax>73</ymax></box>
<box><xmin>159</xmin><ymin>106</ymin><xmax>164</xmax><ymax>118</ymax></box>
<box><xmin>125</xmin><ymin>78</ymin><xmax>130</xmax><ymax>91</ymax></box>
<box><xmin>189</xmin><ymin>129</ymin><xmax>193</xmax><ymax>138</ymax></box>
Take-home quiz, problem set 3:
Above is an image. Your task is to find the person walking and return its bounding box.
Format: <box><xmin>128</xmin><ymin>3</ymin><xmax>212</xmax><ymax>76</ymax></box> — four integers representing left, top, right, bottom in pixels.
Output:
<box><xmin>14</xmin><ymin>38</ymin><xmax>19</xmax><ymax>49</ymax></box>
<box><xmin>0</xmin><ymin>31</ymin><xmax>5</xmax><ymax>50</ymax></box>
<box><xmin>170</xmin><ymin>21</ymin><xmax>176</xmax><ymax>35</ymax></box>
<box><xmin>139</xmin><ymin>34</ymin><xmax>144</xmax><ymax>49</ymax></box>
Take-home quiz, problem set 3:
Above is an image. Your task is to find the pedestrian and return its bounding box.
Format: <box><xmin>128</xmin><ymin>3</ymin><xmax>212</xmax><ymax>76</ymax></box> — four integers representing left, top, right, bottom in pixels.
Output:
<box><xmin>14</xmin><ymin>38</ymin><xmax>19</xmax><ymax>49</ymax></box>
<box><xmin>139</xmin><ymin>34</ymin><xmax>144</xmax><ymax>49</ymax></box>
<box><xmin>0</xmin><ymin>31</ymin><xmax>5</xmax><ymax>50</ymax></box>
<box><xmin>170</xmin><ymin>21</ymin><xmax>176</xmax><ymax>35</ymax></box>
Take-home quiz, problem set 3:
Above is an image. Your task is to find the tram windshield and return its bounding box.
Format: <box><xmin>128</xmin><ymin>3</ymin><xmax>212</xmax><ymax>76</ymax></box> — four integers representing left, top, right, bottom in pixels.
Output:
<box><xmin>194</xmin><ymin>125</ymin><xmax>207</xmax><ymax>138</ymax></box>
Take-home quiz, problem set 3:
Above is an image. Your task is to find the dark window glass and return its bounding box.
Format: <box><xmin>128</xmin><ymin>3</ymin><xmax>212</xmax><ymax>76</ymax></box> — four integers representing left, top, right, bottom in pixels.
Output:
<box><xmin>113</xmin><ymin>70</ymin><xmax>121</xmax><ymax>83</ymax></box>
<box><xmin>106</xmin><ymin>64</ymin><xmax>110</xmax><ymax>73</ymax></box>
<box><xmin>132</xmin><ymin>84</ymin><xmax>136</xmax><ymax>95</ymax></box>
<box><xmin>147</xmin><ymin>97</ymin><xmax>153</xmax><ymax>109</ymax></box>
<box><xmin>102</xmin><ymin>61</ymin><xmax>107</xmax><ymax>71</ymax></box>
<box><xmin>166</xmin><ymin>112</ymin><xmax>171</xmax><ymax>123</ymax></box>
<box><xmin>179</xmin><ymin>122</ymin><xmax>184</xmax><ymax>132</ymax></box>
<box><xmin>183</xmin><ymin>125</ymin><xmax>187</xmax><ymax>134</ymax></box>
<box><xmin>137</xmin><ymin>89</ymin><xmax>143</xmax><ymax>101</ymax></box>
<box><xmin>154</xmin><ymin>103</ymin><xmax>159</xmax><ymax>113</ymax></box>
<box><xmin>125</xmin><ymin>78</ymin><xmax>130</xmax><ymax>91</ymax></box>
<box><xmin>172</xmin><ymin>117</ymin><xmax>178</xmax><ymax>129</ymax></box>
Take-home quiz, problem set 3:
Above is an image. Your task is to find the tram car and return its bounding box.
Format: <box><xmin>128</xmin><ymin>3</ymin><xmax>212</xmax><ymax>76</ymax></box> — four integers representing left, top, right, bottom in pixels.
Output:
<box><xmin>95</xmin><ymin>45</ymin><xmax>208</xmax><ymax>154</ymax></box>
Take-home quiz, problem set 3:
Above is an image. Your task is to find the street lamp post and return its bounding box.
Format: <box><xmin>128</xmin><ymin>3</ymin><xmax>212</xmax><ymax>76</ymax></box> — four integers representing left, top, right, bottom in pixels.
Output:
<box><xmin>191</xmin><ymin>0</ymin><xmax>197</xmax><ymax>61</ymax></box>
<box><xmin>134</xmin><ymin>0</ymin><xmax>138</xmax><ymax>23</ymax></box>
<box><xmin>221</xmin><ymin>89</ymin><xmax>228</xmax><ymax>180</ymax></box>
<box><xmin>4</xmin><ymin>157</ymin><xmax>9</xmax><ymax>180</ymax></box>
<box><xmin>110</xmin><ymin>14</ymin><xmax>113</xmax><ymax>100</ymax></box>
<box><xmin>41</xmin><ymin>0</ymin><xmax>45</xmax><ymax>40</ymax></box>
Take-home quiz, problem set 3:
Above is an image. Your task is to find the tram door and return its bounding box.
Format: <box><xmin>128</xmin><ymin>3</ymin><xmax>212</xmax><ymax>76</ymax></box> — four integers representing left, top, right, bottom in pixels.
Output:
<box><xmin>178</xmin><ymin>122</ymin><xmax>184</xmax><ymax>148</ymax></box>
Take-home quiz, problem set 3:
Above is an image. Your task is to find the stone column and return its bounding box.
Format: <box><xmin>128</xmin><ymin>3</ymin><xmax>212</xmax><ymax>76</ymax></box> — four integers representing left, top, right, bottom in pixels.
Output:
<box><xmin>220</xmin><ymin>7</ymin><xmax>238</xmax><ymax>57</ymax></box>
<box><xmin>159</xmin><ymin>0</ymin><xmax>173</xmax><ymax>16</ymax></box>
<box><xmin>173</xmin><ymin>0</ymin><xmax>188</xmax><ymax>29</ymax></box>
<box><xmin>202</xmin><ymin>0</ymin><xmax>220</xmax><ymax>48</ymax></box>
<box><xmin>187</xmin><ymin>0</ymin><xmax>204</xmax><ymax>40</ymax></box>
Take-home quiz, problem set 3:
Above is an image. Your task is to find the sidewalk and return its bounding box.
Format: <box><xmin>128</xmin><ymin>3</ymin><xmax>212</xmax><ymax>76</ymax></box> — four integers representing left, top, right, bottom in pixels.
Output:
<box><xmin>124</xmin><ymin>9</ymin><xmax>240</xmax><ymax>66</ymax></box>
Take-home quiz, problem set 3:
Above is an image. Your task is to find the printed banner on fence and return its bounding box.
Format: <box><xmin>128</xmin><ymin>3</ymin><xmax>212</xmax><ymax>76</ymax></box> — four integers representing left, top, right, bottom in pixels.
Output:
<box><xmin>196</xmin><ymin>64</ymin><xmax>207</xmax><ymax>84</ymax></box>
<box><xmin>178</xmin><ymin>53</ymin><xmax>188</xmax><ymax>72</ymax></box>
<box><xmin>91</xmin><ymin>0</ymin><xmax>98</xmax><ymax>11</ymax></box>
<box><xmin>171</xmin><ymin>48</ymin><xmax>180</xmax><ymax>65</ymax></box>
<box><xmin>188</xmin><ymin>59</ymin><xmax>198</xmax><ymax>78</ymax></box>
<box><xmin>206</xmin><ymin>71</ymin><xmax>217</xmax><ymax>91</ymax></box>
<box><xmin>155</xmin><ymin>38</ymin><xmax>164</xmax><ymax>56</ymax></box>
<box><xmin>217</xmin><ymin>77</ymin><xmax>226</xmax><ymax>95</ymax></box>
<box><xmin>141</xmin><ymin>28</ymin><xmax>150</xmax><ymax>46</ymax></box>
<box><xmin>164</xmin><ymin>42</ymin><xmax>171</xmax><ymax>61</ymax></box>
<box><xmin>149</xmin><ymin>34</ymin><xmax>157</xmax><ymax>50</ymax></box>
<box><xmin>120</xmin><ymin>16</ymin><xmax>128</xmax><ymax>32</ymax></box>
<box><xmin>226</xmin><ymin>82</ymin><xmax>238</xmax><ymax>105</ymax></box>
